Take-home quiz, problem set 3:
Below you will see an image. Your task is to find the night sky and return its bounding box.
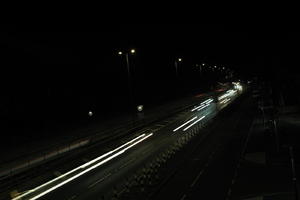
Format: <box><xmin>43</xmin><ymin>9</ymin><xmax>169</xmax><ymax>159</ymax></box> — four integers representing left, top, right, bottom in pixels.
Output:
<box><xmin>1</xmin><ymin>23</ymin><xmax>300</xmax><ymax>138</ymax></box>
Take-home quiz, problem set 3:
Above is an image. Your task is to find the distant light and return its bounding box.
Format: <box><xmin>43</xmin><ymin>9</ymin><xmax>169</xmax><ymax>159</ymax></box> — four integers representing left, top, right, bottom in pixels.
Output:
<box><xmin>118</xmin><ymin>51</ymin><xmax>123</xmax><ymax>55</ymax></box>
<box><xmin>222</xmin><ymin>67</ymin><xmax>225</xmax><ymax>70</ymax></box>
<box><xmin>214</xmin><ymin>66</ymin><xmax>217</xmax><ymax>68</ymax></box>
<box><xmin>137</xmin><ymin>105</ymin><xmax>144</xmax><ymax>112</ymax></box>
<box><xmin>88</xmin><ymin>111</ymin><xmax>93</xmax><ymax>117</ymax></box>
<box><xmin>202</xmin><ymin>63</ymin><xmax>205</xmax><ymax>66</ymax></box>
<box><xmin>130</xmin><ymin>49</ymin><xmax>136</xmax><ymax>54</ymax></box>
<box><xmin>178</xmin><ymin>58</ymin><xmax>182</xmax><ymax>62</ymax></box>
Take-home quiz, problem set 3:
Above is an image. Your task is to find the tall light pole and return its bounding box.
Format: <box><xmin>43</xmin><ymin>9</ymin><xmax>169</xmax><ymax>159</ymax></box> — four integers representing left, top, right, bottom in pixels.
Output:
<box><xmin>196</xmin><ymin>63</ymin><xmax>205</xmax><ymax>77</ymax></box>
<box><xmin>118</xmin><ymin>49</ymin><xmax>136</xmax><ymax>126</ymax></box>
<box><xmin>174</xmin><ymin>58</ymin><xmax>182</xmax><ymax>77</ymax></box>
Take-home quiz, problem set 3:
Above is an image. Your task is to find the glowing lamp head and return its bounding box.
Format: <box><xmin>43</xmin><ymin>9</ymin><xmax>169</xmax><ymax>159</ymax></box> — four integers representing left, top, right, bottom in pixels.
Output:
<box><xmin>130</xmin><ymin>49</ymin><xmax>136</xmax><ymax>54</ymax></box>
<box><xmin>137</xmin><ymin>105</ymin><xmax>144</xmax><ymax>112</ymax></box>
<box><xmin>88</xmin><ymin>111</ymin><xmax>93</xmax><ymax>117</ymax></box>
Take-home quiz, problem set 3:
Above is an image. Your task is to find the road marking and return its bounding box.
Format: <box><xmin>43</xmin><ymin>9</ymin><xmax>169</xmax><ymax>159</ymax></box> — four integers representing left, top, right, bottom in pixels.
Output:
<box><xmin>68</xmin><ymin>195</ymin><xmax>77</xmax><ymax>200</ymax></box>
<box><xmin>190</xmin><ymin>170</ymin><xmax>204</xmax><ymax>187</ymax></box>
<box><xmin>180</xmin><ymin>194</ymin><xmax>187</xmax><ymax>200</ymax></box>
<box><xmin>225</xmin><ymin>120</ymin><xmax>256</xmax><ymax>200</ymax></box>
<box><xmin>119</xmin><ymin>158</ymin><xmax>136</xmax><ymax>170</ymax></box>
<box><xmin>88</xmin><ymin>173</ymin><xmax>111</xmax><ymax>188</ymax></box>
<box><xmin>227</xmin><ymin>188</ymin><xmax>232</xmax><ymax>196</ymax></box>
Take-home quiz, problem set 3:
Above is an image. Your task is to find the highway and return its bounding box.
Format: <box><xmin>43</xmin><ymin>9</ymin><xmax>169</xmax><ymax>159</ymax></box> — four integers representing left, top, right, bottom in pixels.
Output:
<box><xmin>10</xmin><ymin>84</ymin><xmax>243</xmax><ymax>200</ymax></box>
<box><xmin>151</xmin><ymin>91</ymin><xmax>254</xmax><ymax>200</ymax></box>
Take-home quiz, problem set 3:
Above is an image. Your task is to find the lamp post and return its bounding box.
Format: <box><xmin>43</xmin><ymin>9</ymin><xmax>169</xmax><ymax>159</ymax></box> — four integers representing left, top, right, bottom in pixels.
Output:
<box><xmin>118</xmin><ymin>49</ymin><xmax>136</xmax><ymax>126</ymax></box>
<box><xmin>174</xmin><ymin>58</ymin><xmax>182</xmax><ymax>78</ymax></box>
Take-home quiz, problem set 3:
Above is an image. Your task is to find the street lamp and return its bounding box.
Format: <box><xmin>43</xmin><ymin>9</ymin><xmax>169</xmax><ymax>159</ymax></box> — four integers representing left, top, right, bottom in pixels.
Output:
<box><xmin>174</xmin><ymin>58</ymin><xmax>182</xmax><ymax>77</ymax></box>
<box><xmin>118</xmin><ymin>49</ymin><xmax>136</xmax><ymax>126</ymax></box>
<box><xmin>197</xmin><ymin>64</ymin><xmax>203</xmax><ymax>76</ymax></box>
<box><xmin>130</xmin><ymin>49</ymin><xmax>136</xmax><ymax>54</ymax></box>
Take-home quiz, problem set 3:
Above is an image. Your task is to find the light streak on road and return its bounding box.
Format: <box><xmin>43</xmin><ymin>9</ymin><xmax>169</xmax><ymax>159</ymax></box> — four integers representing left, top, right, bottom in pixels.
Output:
<box><xmin>220</xmin><ymin>98</ymin><xmax>231</xmax><ymax>104</ymax></box>
<box><xmin>197</xmin><ymin>103</ymin><xmax>211</xmax><ymax>111</ymax></box>
<box><xmin>191</xmin><ymin>98</ymin><xmax>213</xmax><ymax>112</ymax></box>
<box><xmin>218</xmin><ymin>89</ymin><xmax>237</xmax><ymax>101</ymax></box>
<box><xmin>12</xmin><ymin>133</ymin><xmax>153</xmax><ymax>200</ymax></box>
<box><xmin>173</xmin><ymin>117</ymin><xmax>198</xmax><ymax>132</ymax></box>
<box><xmin>183</xmin><ymin>116</ymin><xmax>206</xmax><ymax>131</ymax></box>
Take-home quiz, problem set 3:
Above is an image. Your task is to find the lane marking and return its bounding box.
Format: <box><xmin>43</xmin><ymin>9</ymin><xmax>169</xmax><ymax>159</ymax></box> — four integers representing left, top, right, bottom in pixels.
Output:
<box><xmin>119</xmin><ymin>157</ymin><xmax>136</xmax><ymax>170</ymax></box>
<box><xmin>180</xmin><ymin>194</ymin><xmax>187</xmax><ymax>200</ymax></box>
<box><xmin>190</xmin><ymin>170</ymin><xmax>204</xmax><ymax>188</ymax></box>
<box><xmin>227</xmin><ymin>188</ymin><xmax>232</xmax><ymax>196</ymax></box>
<box><xmin>88</xmin><ymin>173</ymin><xmax>111</xmax><ymax>188</ymax></box>
<box><xmin>68</xmin><ymin>195</ymin><xmax>77</xmax><ymax>200</ymax></box>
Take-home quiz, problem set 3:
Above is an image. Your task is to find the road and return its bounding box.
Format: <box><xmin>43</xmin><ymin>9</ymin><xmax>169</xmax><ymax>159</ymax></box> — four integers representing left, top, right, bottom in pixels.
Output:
<box><xmin>150</xmin><ymin>92</ymin><xmax>254</xmax><ymax>200</ymax></box>
<box><xmin>11</xmin><ymin>87</ymin><xmax>243</xmax><ymax>200</ymax></box>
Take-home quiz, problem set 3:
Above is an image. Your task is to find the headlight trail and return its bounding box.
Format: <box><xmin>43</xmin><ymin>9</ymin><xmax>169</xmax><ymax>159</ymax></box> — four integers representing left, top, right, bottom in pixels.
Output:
<box><xmin>191</xmin><ymin>98</ymin><xmax>213</xmax><ymax>112</ymax></box>
<box><xmin>197</xmin><ymin>104</ymin><xmax>210</xmax><ymax>111</ymax></box>
<box><xmin>173</xmin><ymin>117</ymin><xmax>198</xmax><ymax>132</ymax></box>
<box><xmin>183</xmin><ymin>116</ymin><xmax>206</xmax><ymax>131</ymax></box>
<box><xmin>12</xmin><ymin>133</ymin><xmax>153</xmax><ymax>200</ymax></box>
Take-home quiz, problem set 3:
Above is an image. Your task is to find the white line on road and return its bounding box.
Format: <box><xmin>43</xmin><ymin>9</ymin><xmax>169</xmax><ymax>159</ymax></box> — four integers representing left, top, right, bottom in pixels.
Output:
<box><xmin>68</xmin><ymin>195</ymin><xmax>77</xmax><ymax>200</ymax></box>
<box><xmin>88</xmin><ymin>173</ymin><xmax>111</xmax><ymax>188</ymax></box>
<box><xmin>180</xmin><ymin>194</ymin><xmax>187</xmax><ymax>200</ymax></box>
<box><xmin>190</xmin><ymin>169</ymin><xmax>204</xmax><ymax>188</ymax></box>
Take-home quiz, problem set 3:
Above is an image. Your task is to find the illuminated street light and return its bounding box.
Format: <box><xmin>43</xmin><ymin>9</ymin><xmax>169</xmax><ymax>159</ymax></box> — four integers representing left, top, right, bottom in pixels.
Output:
<box><xmin>137</xmin><ymin>105</ymin><xmax>144</xmax><ymax>112</ymax></box>
<box><xmin>117</xmin><ymin>49</ymin><xmax>136</xmax><ymax>126</ymax></box>
<box><xmin>175</xmin><ymin>57</ymin><xmax>183</xmax><ymax>77</ymax></box>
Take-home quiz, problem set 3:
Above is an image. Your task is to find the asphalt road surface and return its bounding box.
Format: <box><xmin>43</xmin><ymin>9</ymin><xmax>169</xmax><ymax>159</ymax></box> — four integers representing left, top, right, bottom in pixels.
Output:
<box><xmin>11</xmin><ymin>88</ymin><xmax>244</xmax><ymax>200</ymax></box>
<box><xmin>151</xmin><ymin>94</ymin><xmax>254</xmax><ymax>200</ymax></box>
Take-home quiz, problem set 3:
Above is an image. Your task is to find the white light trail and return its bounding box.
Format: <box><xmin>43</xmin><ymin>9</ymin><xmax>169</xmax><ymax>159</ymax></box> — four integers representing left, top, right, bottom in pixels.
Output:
<box><xmin>197</xmin><ymin>104</ymin><xmax>210</xmax><ymax>111</ymax></box>
<box><xmin>183</xmin><ymin>116</ymin><xmax>206</xmax><ymax>131</ymax></box>
<box><xmin>220</xmin><ymin>98</ymin><xmax>230</xmax><ymax>104</ymax></box>
<box><xmin>13</xmin><ymin>133</ymin><xmax>153</xmax><ymax>200</ymax></box>
<box><xmin>191</xmin><ymin>98</ymin><xmax>213</xmax><ymax>112</ymax></box>
<box><xmin>173</xmin><ymin>117</ymin><xmax>198</xmax><ymax>132</ymax></box>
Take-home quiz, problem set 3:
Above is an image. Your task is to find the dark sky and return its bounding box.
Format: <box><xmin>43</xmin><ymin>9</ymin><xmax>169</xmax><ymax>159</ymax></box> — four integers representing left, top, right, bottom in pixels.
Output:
<box><xmin>1</xmin><ymin>23</ymin><xmax>300</xmax><ymax>132</ymax></box>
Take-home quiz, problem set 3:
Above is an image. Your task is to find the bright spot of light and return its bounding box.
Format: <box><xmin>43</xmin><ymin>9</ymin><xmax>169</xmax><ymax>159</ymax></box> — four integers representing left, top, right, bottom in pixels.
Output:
<box><xmin>88</xmin><ymin>111</ymin><xmax>93</xmax><ymax>117</ymax></box>
<box><xmin>137</xmin><ymin>105</ymin><xmax>144</xmax><ymax>112</ymax></box>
